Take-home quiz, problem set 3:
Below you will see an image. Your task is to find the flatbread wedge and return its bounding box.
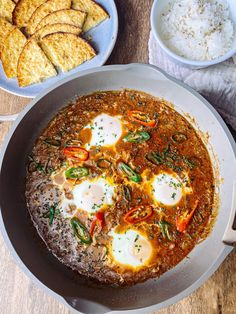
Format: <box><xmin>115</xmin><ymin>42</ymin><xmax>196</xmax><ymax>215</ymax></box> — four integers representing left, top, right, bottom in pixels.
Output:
<box><xmin>0</xmin><ymin>17</ymin><xmax>15</xmax><ymax>57</ymax></box>
<box><xmin>0</xmin><ymin>0</ymin><xmax>15</xmax><ymax>22</ymax></box>
<box><xmin>36</xmin><ymin>9</ymin><xmax>86</xmax><ymax>32</ymax></box>
<box><xmin>1</xmin><ymin>27</ymin><xmax>26</xmax><ymax>78</ymax></box>
<box><xmin>12</xmin><ymin>0</ymin><xmax>46</xmax><ymax>28</ymax></box>
<box><xmin>32</xmin><ymin>23</ymin><xmax>82</xmax><ymax>41</ymax></box>
<box><xmin>17</xmin><ymin>39</ymin><xmax>57</xmax><ymax>87</ymax></box>
<box><xmin>26</xmin><ymin>0</ymin><xmax>71</xmax><ymax>35</ymax></box>
<box><xmin>72</xmin><ymin>0</ymin><xmax>108</xmax><ymax>32</ymax></box>
<box><xmin>41</xmin><ymin>32</ymin><xmax>96</xmax><ymax>72</ymax></box>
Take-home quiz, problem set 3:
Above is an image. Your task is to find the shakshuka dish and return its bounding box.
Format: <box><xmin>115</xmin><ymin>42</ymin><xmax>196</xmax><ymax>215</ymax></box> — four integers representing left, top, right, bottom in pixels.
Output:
<box><xmin>26</xmin><ymin>90</ymin><xmax>215</xmax><ymax>286</ymax></box>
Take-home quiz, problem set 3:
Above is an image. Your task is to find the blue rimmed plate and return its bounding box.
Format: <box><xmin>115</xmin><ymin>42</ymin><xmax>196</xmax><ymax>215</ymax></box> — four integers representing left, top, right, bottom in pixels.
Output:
<box><xmin>0</xmin><ymin>0</ymin><xmax>118</xmax><ymax>98</ymax></box>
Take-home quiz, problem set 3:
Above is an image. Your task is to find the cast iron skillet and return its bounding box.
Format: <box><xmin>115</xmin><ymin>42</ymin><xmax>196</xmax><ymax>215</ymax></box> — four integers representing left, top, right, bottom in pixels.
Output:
<box><xmin>0</xmin><ymin>64</ymin><xmax>236</xmax><ymax>314</ymax></box>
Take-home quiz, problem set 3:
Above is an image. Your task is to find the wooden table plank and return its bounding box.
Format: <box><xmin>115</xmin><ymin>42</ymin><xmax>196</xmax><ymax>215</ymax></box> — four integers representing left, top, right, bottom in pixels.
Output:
<box><xmin>107</xmin><ymin>0</ymin><xmax>151</xmax><ymax>64</ymax></box>
<box><xmin>0</xmin><ymin>0</ymin><xmax>235</xmax><ymax>313</ymax></box>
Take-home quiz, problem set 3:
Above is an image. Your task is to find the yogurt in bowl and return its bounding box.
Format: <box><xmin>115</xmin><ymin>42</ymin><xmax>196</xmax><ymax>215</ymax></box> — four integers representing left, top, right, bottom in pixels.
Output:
<box><xmin>151</xmin><ymin>0</ymin><xmax>236</xmax><ymax>68</ymax></box>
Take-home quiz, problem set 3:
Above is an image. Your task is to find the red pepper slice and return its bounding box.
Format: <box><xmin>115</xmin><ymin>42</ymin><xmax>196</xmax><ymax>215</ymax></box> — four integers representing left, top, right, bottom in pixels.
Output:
<box><xmin>128</xmin><ymin>110</ymin><xmax>156</xmax><ymax>127</ymax></box>
<box><xmin>176</xmin><ymin>200</ymin><xmax>199</xmax><ymax>233</ymax></box>
<box><xmin>90</xmin><ymin>212</ymin><xmax>105</xmax><ymax>236</ymax></box>
<box><xmin>63</xmin><ymin>147</ymin><xmax>89</xmax><ymax>161</ymax></box>
<box><xmin>124</xmin><ymin>205</ymin><xmax>153</xmax><ymax>224</ymax></box>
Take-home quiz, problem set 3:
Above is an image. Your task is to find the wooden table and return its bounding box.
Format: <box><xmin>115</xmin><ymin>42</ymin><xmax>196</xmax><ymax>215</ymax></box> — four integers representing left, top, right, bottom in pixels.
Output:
<box><xmin>0</xmin><ymin>1</ymin><xmax>235</xmax><ymax>313</ymax></box>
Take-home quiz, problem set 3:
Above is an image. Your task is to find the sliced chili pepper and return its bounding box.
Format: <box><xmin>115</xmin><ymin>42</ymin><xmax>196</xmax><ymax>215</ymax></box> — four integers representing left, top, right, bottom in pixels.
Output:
<box><xmin>171</xmin><ymin>132</ymin><xmax>187</xmax><ymax>144</ymax></box>
<box><xmin>65</xmin><ymin>167</ymin><xmax>89</xmax><ymax>179</ymax></box>
<box><xmin>176</xmin><ymin>200</ymin><xmax>199</xmax><ymax>233</ymax></box>
<box><xmin>63</xmin><ymin>147</ymin><xmax>89</xmax><ymax>161</ymax></box>
<box><xmin>122</xmin><ymin>185</ymin><xmax>132</xmax><ymax>202</ymax></box>
<box><xmin>71</xmin><ymin>217</ymin><xmax>92</xmax><ymax>244</ymax></box>
<box><xmin>124</xmin><ymin>205</ymin><xmax>153</xmax><ymax>224</ymax></box>
<box><xmin>128</xmin><ymin>110</ymin><xmax>156</xmax><ymax>127</ymax></box>
<box><xmin>146</xmin><ymin>151</ymin><xmax>164</xmax><ymax>165</ymax></box>
<box><xmin>123</xmin><ymin>131</ymin><xmax>150</xmax><ymax>143</ymax></box>
<box><xmin>44</xmin><ymin>138</ymin><xmax>61</xmax><ymax>147</ymax></box>
<box><xmin>90</xmin><ymin>212</ymin><xmax>105</xmax><ymax>236</ymax></box>
<box><xmin>118</xmin><ymin>162</ymin><xmax>141</xmax><ymax>183</ymax></box>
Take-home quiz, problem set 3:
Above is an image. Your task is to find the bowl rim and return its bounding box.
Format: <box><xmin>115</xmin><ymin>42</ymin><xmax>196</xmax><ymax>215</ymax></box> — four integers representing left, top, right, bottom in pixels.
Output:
<box><xmin>150</xmin><ymin>0</ymin><xmax>236</xmax><ymax>67</ymax></box>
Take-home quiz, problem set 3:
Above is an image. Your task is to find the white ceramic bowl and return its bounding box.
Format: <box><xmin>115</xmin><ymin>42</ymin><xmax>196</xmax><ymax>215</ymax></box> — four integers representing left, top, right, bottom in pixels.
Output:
<box><xmin>151</xmin><ymin>0</ymin><xmax>236</xmax><ymax>69</ymax></box>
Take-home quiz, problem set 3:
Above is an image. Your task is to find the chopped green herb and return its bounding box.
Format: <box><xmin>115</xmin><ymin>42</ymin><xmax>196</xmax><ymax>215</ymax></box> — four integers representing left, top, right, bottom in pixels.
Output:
<box><xmin>183</xmin><ymin>157</ymin><xmax>197</xmax><ymax>169</ymax></box>
<box><xmin>134</xmin><ymin>234</ymin><xmax>139</xmax><ymax>242</ymax></box>
<box><xmin>171</xmin><ymin>192</ymin><xmax>176</xmax><ymax>199</ymax></box>
<box><xmin>158</xmin><ymin>220</ymin><xmax>172</xmax><ymax>240</ymax></box>
<box><xmin>43</xmin><ymin>203</ymin><xmax>60</xmax><ymax>225</ymax></box>
<box><xmin>28</xmin><ymin>155</ymin><xmax>46</xmax><ymax>174</ymax></box>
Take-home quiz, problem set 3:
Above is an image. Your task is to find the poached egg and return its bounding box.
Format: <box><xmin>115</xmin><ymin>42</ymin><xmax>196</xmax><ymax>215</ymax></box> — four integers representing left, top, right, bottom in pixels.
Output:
<box><xmin>86</xmin><ymin>113</ymin><xmax>123</xmax><ymax>148</ymax></box>
<box><xmin>152</xmin><ymin>173</ymin><xmax>182</xmax><ymax>206</ymax></box>
<box><xmin>110</xmin><ymin>229</ymin><xmax>153</xmax><ymax>268</ymax></box>
<box><xmin>59</xmin><ymin>177</ymin><xmax>115</xmax><ymax>218</ymax></box>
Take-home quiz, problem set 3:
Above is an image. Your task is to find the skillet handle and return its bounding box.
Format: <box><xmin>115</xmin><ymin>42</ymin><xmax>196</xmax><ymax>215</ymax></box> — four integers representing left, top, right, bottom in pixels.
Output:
<box><xmin>64</xmin><ymin>297</ymin><xmax>111</xmax><ymax>314</ymax></box>
<box><xmin>0</xmin><ymin>113</ymin><xmax>18</xmax><ymax>121</ymax></box>
<box><xmin>223</xmin><ymin>181</ymin><xmax>236</xmax><ymax>245</ymax></box>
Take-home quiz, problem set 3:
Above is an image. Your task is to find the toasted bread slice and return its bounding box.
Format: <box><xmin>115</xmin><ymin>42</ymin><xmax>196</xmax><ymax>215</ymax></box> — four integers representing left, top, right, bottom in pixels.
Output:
<box><xmin>36</xmin><ymin>9</ymin><xmax>86</xmax><ymax>32</ymax></box>
<box><xmin>72</xmin><ymin>0</ymin><xmax>108</xmax><ymax>32</ymax></box>
<box><xmin>26</xmin><ymin>0</ymin><xmax>71</xmax><ymax>35</ymax></box>
<box><xmin>0</xmin><ymin>17</ymin><xmax>15</xmax><ymax>57</ymax></box>
<box><xmin>17</xmin><ymin>39</ymin><xmax>57</xmax><ymax>87</ymax></box>
<box><xmin>32</xmin><ymin>23</ymin><xmax>82</xmax><ymax>41</ymax></box>
<box><xmin>12</xmin><ymin>0</ymin><xmax>46</xmax><ymax>28</ymax></box>
<box><xmin>41</xmin><ymin>32</ymin><xmax>96</xmax><ymax>72</ymax></box>
<box><xmin>1</xmin><ymin>27</ymin><xmax>26</xmax><ymax>78</ymax></box>
<box><xmin>0</xmin><ymin>0</ymin><xmax>15</xmax><ymax>22</ymax></box>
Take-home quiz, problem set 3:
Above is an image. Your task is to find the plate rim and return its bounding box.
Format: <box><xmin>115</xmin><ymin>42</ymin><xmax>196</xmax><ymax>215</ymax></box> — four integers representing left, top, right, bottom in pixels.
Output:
<box><xmin>0</xmin><ymin>0</ymin><xmax>118</xmax><ymax>99</ymax></box>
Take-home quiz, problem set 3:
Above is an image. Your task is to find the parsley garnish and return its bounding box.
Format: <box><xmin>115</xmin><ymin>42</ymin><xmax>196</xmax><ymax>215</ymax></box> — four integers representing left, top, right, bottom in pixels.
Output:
<box><xmin>43</xmin><ymin>203</ymin><xmax>60</xmax><ymax>225</ymax></box>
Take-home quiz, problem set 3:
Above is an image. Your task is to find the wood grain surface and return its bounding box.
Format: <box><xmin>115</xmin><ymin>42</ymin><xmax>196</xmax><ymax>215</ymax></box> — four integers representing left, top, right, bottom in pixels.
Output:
<box><xmin>0</xmin><ymin>1</ymin><xmax>235</xmax><ymax>313</ymax></box>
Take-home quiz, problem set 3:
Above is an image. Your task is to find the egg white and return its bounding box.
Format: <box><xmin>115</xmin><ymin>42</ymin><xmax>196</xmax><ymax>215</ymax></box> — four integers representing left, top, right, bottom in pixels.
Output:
<box><xmin>152</xmin><ymin>173</ymin><xmax>183</xmax><ymax>206</ymax></box>
<box><xmin>86</xmin><ymin>113</ymin><xmax>123</xmax><ymax>148</ymax></box>
<box><xmin>110</xmin><ymin>229</ymin><xmax>153</xmax><ymax>268</ymax></box>
<box><xmin>60</xmin><ymin>177</ymin><xmax>115</xmax><ymax>218</ymax></box>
